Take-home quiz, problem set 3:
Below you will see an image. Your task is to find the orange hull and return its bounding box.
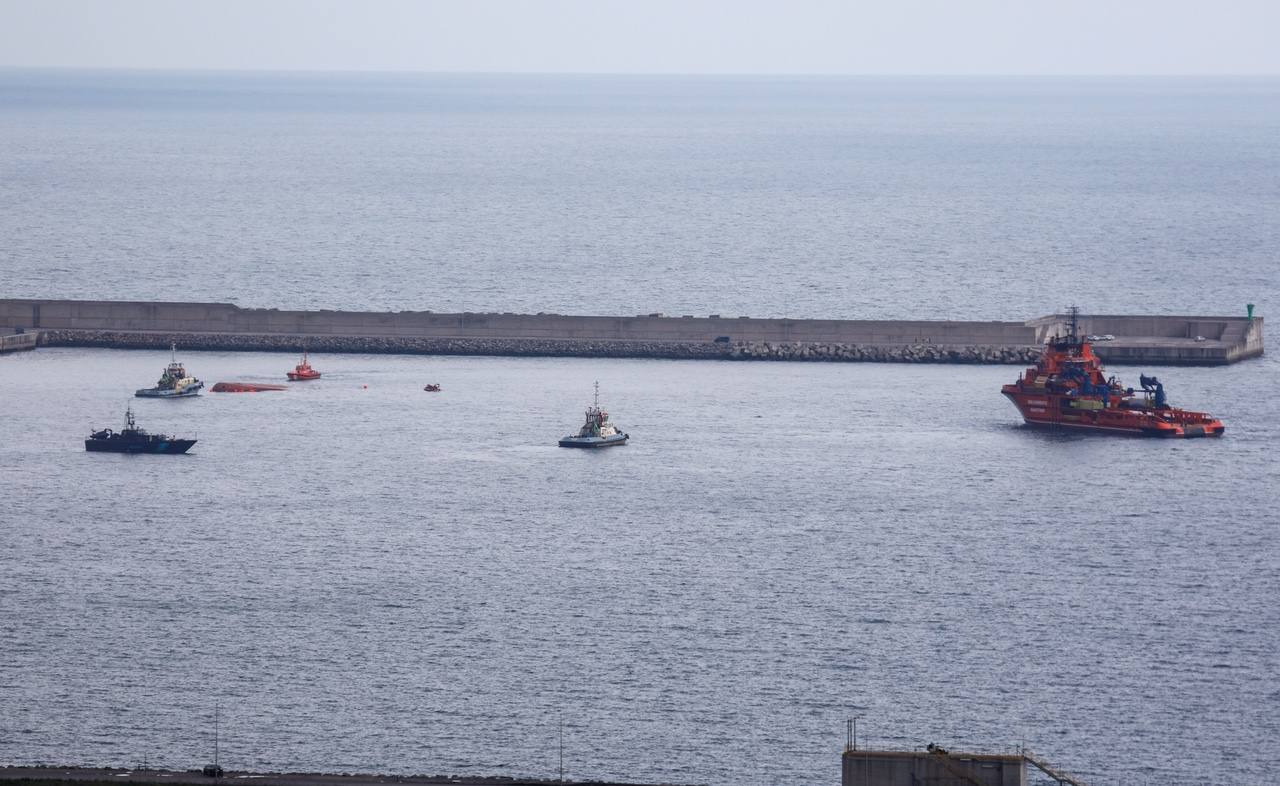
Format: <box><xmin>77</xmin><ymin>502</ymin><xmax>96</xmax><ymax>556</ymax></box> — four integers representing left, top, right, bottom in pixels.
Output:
<box><xmin>1002</xmin><ymin>387</ymin><xmax>1224</xmax><ymax>437</ymax></box>
<box><xmin>211</xmin><ymin>381</ymin><xmax>288</xmax><ymax>393</ymax></box>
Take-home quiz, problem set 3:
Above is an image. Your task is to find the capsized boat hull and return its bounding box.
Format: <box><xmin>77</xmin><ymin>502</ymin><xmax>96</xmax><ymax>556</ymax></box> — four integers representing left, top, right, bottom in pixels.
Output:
<box><xmin>558</xmin><ymin>434</ymin><xmax>629</xmax><ymax>448</ymax></box>
<box><xmin>211</xmin><ymin>381</ymin><xmax>288</xmax><ymax>393</ymax></box>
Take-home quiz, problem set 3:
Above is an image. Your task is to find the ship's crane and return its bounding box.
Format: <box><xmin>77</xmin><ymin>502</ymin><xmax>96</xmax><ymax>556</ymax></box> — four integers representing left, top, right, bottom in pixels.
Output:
<box><xmin>1139</xmin><ymin>374</ymin><xmax>1168</xmax><ymax>408</ymax></box>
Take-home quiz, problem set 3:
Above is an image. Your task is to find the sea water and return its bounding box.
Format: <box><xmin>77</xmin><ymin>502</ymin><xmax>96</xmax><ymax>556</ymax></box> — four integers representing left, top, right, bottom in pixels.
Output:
<box><xmin>1</xmin><ymin>71</ymin><xmax>1278</xmax><ymax>785</ymax></box>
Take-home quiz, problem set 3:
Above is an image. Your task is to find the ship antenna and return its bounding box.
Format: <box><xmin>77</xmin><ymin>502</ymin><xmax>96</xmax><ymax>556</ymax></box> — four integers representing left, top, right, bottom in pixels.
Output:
<box><xmin>171</xmin><ymin>342</ymin><xmax>177</xmax><ymax>362</ymax></box>
<box><xmin>214</xmin><ymin>704</ymin><xmax>220</xmax><ymax>772</ymax></box>
<box><xmin>593</xmin><ymin>380</ymin><xmax>600</xmax><ymax>410</ymax></box>
<box><xmin>1067</xmin><ymin>305</ymin><xmax>1080</xmax><ymax>342</ymax></box>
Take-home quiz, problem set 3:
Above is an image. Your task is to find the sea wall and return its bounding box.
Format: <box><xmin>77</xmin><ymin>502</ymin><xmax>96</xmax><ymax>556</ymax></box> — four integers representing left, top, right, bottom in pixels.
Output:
<box><xmin>35</xmin><ymin>329</ymin><xmax>1042</xmax><ymax>364</ymax></box>
<box><xmin>1028</xmin><ymin>313</ymin><xmax>1265</xmax><ymax>364</ymax></box>
<box><xmin>1</xmin><ymin>299</ymin><xmax>1262</xmax><ymax>365</ymax></box>
<box><xmin>0</xmin><ymin>299</ymin><xmax>1036</xmax><ymax>345</ymax></box>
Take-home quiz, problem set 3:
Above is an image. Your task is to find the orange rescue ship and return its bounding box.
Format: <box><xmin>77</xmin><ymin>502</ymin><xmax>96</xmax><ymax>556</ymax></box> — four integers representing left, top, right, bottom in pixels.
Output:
<box><xmin>1002</xmin><ymin>308</ymin><xmax>1224</xmax><ymax>438</ymax></box>
<box><xmin>287</xmin><ymin>351</ymin><xmax>321</xmax><ymax>381</ymax></box>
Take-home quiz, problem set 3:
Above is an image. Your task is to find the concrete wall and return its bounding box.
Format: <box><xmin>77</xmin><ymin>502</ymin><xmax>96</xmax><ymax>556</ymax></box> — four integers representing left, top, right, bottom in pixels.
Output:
<box><xmin>0</xmin><ymin>299</ymin><xmax>1038</xmax><ymax>346</ymax></box>
<box><xmin>842</xmin><ymin>750</ymin><xmax>1025</xmax><ymax>786</ymax></box>
<box><xmin>1027</xmin><ymin>313</ymin><xmax>1265</xmax><ymax>365</ymax></box>
<box><xmin>0</xmin><ymin>299</ymin><xmax>238</xmax><ymax>333</ymax></box>
<box><xmin>1234</xmin><ymin>317</ymin><xmax>1266</xmax><ymax>361</ymax></box>
<box><xmin>1028</xmin><ymin>313</ymin><xmax>1260</xmax><ymax>342</ymax></box>
<box><xmin>0</xmin><ymin>300</ymin><xmax>1262</xmax><ymax>365</ymax></box>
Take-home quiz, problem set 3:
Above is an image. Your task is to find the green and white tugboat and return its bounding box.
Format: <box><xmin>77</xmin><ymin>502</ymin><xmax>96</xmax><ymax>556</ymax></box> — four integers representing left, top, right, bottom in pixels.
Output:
<box><xmin>136</xmin><ymin>343</ymin><xmax>204</xmax><ymax>398</ymax></box>
<box><xmin>559</xmin><ymin>382</ymin><xmax>629</xmax><ymax>448</ymax></box>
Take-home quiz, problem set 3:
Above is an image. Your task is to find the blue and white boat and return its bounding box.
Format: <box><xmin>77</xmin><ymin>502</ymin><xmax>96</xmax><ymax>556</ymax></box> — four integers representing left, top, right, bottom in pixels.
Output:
<box><xmin>559</xmin><ymin>382</ymin><xmax>629</xmax><ymax>448</ymax></box>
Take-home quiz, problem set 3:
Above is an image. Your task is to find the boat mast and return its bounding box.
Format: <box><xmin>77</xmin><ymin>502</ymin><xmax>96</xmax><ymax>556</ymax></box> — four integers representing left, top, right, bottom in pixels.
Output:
<box><xmin>1067</xmin><ymin>305</ymin><xmax>1080</xmax><ymax>342</ymax></box>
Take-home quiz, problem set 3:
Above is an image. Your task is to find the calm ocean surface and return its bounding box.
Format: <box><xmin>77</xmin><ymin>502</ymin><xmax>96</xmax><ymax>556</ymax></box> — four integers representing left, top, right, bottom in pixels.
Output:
<box><xmin>1</xmin><ymin>71</ymin><xmax>1279</xmax><ymax>785</ymax></box>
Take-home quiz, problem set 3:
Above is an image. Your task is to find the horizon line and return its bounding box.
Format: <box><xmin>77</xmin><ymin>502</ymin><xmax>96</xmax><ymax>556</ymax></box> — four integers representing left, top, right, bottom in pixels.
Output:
<box><xmin>2</xmin><ymin>64</ymin><xmax>1278</xmax><ymax>79</ymax></box>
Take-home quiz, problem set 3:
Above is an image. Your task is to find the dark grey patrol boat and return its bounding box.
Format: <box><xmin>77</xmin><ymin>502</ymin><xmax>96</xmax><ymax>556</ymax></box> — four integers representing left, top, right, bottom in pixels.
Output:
<box><xmin>559</xmin><ymin>382</ymin><xmax>629</xmax><ymax>448</ymax></box>
<box><xmin>86</xmin><ymin>407</ymin><xmax>196</xmax><ymax>454</ymax></box>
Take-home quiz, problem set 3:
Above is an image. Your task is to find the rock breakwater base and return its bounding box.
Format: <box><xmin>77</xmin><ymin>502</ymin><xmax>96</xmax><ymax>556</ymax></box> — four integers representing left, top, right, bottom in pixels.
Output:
<box><xmin>38</xmin><ymin>329</ymin><xmax>1042</xmax><ymax>364</ymax></box>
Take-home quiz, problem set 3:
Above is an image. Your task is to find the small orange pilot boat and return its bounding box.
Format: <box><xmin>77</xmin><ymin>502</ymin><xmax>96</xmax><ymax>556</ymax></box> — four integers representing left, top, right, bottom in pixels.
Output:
<box><xmin>1002</xmin><ymin>307</ymin><xmax>1224</xmax><ymax>438</ymax></box>
<box><xmin>287</xmin><ymin>351</ymin><xmax>321</xmax><ymax>381</ymax></box>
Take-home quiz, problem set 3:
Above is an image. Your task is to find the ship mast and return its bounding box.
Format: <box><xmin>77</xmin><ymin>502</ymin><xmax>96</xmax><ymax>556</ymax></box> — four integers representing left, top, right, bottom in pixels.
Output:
<box><xmin>1067</xmin><ymin>305</ymin><xmax>1080</xmax><ymax>342</ymax></box>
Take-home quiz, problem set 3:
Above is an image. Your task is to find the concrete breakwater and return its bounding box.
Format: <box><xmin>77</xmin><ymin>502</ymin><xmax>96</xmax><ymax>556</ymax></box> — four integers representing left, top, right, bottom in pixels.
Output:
<box><xmin>35</xmin><ymin>329</ymin><xmax>1042</xmax><ymax>364</ymax></box>
<box><xmin>1</xmin><ymin>298</ymin><xmax>1263</xmax><ymax>365</ymax></box>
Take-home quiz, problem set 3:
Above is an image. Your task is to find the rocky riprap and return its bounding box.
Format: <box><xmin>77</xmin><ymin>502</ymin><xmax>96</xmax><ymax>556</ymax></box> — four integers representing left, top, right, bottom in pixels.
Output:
<box><xmin>37</xmin><ymin>330</ymin><xmax>1041</xmax><ymax>364</ymax></box>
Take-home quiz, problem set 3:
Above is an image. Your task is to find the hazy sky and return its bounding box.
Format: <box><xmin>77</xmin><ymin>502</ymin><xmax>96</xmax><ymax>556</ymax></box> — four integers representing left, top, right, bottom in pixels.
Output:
<box><xmin>2</xmin><ymin>0</ymin><xmax>1277</xmax><ymax>75</ymax></box>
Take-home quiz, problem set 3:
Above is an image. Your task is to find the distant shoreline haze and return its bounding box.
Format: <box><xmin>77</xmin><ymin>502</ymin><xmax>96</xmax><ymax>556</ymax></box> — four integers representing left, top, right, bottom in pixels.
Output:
<box><xmin>0</xmin><ymin>70</ymin><xmax>1275</xmax><ymax>321</ymax></box>
<box><xmin>1</xmin><ymin>0</ymin><xmax>1277</xmax><ymax>75</ymax></box>
<box><xmin>5</xmin><ymin>65</ymin><xmax>1280</xmax><ymax>78</ymax></box>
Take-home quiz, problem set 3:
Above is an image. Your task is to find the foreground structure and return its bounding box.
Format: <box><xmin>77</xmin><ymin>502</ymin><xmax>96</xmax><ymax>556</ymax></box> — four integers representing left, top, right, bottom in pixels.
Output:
<box><xmin>842</xmin><ymin>745</ymin><xmax>1087</xmax><ymax>786</ymax></box>
<box><xmin>0</xmin><ymin>299</ymin><xmax>1263</xmax><ymax>365</ymax></box>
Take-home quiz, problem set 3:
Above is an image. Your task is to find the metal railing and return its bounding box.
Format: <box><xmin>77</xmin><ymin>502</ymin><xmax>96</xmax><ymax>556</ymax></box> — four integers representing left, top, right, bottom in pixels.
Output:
<box><xmin>0</xmin><ymin>332</ymin><xmax>38</xmax><ymax>353</ymax></box>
